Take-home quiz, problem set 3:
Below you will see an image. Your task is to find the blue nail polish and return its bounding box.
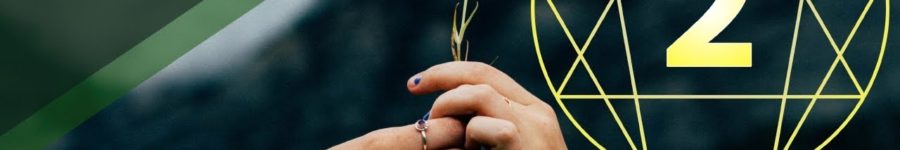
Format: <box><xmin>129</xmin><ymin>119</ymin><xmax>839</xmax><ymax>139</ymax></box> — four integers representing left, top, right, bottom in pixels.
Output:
<box><xmin>422</xmin><ymin>112</ymin><xmax>431</xmax><ymax>121</ymax></box>
<box><xmin>413</xmin><ymin>76</ymin><xmax>422</xmax><ymax>85</ymax></box>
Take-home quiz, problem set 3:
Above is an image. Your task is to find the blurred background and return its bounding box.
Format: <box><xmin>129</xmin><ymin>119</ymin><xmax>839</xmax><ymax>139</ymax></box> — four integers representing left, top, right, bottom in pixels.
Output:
<box><xmin>37</xmin><ymin>0</ymin><xmax>899</xmax><ymax>149</ymax></box>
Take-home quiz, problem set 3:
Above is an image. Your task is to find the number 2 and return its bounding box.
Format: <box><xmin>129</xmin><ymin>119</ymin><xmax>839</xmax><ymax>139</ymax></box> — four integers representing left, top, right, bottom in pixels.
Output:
<box><xmin>667</xmin><ymin>0</ymin><xmax>752</xmax><ymax>67</ymax></box>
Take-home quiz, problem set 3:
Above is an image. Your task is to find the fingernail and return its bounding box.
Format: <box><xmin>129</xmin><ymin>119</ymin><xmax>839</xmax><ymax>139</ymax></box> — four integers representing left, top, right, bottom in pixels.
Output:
<box><xmin>412</xmin><ymin>75</ymin><xmax>422</xmax><ymax>86</ymax></box>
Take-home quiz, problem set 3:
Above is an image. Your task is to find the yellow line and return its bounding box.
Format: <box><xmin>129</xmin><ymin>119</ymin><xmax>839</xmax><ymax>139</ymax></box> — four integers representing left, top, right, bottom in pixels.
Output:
<box><xmin>580</xmin><ymin>46</ymin><xmax>639</xmax><ymax>150</ymax></box>
<box><xmin>775</xmin><ymin>0</ymin><xmax>804</xmax><ymax>149</ymax></box>
<box><xmin>547</xmin><ymin>0</ymin><xmax>638</xmax><ymax>149</ymax></box>
<box><xmin>533</xmin><ymin>0</ymin><xmax>606</xmax><ymax>149</ymax></box>
<box><xmin>813</xmin><ymin>1</ymin><xmax>869</xmax><ymax>95</ymax></box>
<box><xmin>546</xmin><ymin>0</ymin><xmax>583</xmax><ymax>56</ymax></box>
<box><xmin>570</xmin><ymin>3</ymin><xmax>638</xmax><ymax>150</ymax></box>
<box><xmin>553</xmin><ymin>0</ymin><xmax>615</xmax><ymax>95</ymax></box>
<box><xmin>783</xmin><ymin>0</ymin><xmax>873</xmax><ymax>149</ymax></box>
<box><xmin>560</xmin><ymin>94</ymin><xmax>861</xmax><ymax>99</ymax></box>
<box><xmin>615</xmin><ymin>0</ymin><xmax>647</xmax><ymax>149</ymax></box>
<box><xmin>785</xmin><ymin>59</ymin><xmax>845</xmax><ymax>150</ymax></box>
<box><xmin>818</xmin><ymin>0</ymin><xmax>888</xmax><ymax>148</ymax></box>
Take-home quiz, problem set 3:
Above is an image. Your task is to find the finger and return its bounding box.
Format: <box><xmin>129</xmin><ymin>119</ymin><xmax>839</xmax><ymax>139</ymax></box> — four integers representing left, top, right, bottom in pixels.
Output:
<box><xmin>407</xmin><ymin>61</ymin><xmax>540</xmax><ymax>105</ymax></box>
<box><xmin>428</xmin><ymin>84</ymin><xmax>520</xmax><ymax>120</ymax></box>
<box><xmin>465</xmin><ymin>116</ymin><xmax>520</xmax><ymax>149</ymax></box>
<box><xmin>366</xmin><ymin>118</ymin><xmax>465</xmax><ymax>149</ymax></box>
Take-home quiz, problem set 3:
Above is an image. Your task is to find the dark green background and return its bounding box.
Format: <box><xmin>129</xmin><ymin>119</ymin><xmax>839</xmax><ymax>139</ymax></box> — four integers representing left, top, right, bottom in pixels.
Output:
<box><xmin>0</xmin><ymin>0</ymin><xmax>200</xmax><ymax>133</ymax></box>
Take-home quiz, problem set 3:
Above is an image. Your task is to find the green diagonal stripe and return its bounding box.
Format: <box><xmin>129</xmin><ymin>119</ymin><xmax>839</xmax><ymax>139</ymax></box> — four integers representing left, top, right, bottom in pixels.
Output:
<box><xmin>0</xmin><ymin>0</ymin><xmax>262</xmax><ymax>149</ymax></box>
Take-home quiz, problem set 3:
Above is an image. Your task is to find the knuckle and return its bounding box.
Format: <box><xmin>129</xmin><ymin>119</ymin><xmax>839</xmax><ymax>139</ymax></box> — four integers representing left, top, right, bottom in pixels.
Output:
<box><xmin>473</xmin><ymin>85</ymin><xmax>499</xmax><ymax>101</ymax></box>
<box><xmin>494</xmin><ymin>122</ymin><xmax>519</xmax><ymax>143</ymax></box>
<box><xmin>533</xmin><ymin>111</ymin><xmax>556</xmax><ymax>124</ymax></box>
<box><xmin>458</xmin><ymin>84</ymin><xmax>495</xmax><ymax>100</ymax></box>
<box><xmin>536</xmin><ymin>104</ymin><xmax>559</xmax><ymax>120</ymax></box>
<box><xmin>443</xmin><ymin>119</ymin><xmax>465</xmax><ymax>134</ymax></box>
<box><xmin>537</xmin><ymin>102</ymin><xmax>555</xmax><ymax>114</ymax></box>
<box><xmin>470</xmin><ymin>84</ymin><xmax>496</xmax><ymax>94</ymax></box>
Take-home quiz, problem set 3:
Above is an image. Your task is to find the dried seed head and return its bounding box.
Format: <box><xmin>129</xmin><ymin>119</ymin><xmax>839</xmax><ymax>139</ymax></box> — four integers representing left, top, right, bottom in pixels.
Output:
<box><xmin>450</xmin><ymin>0</ymin><xmax>478</xmax><ymax>61</ymax></box>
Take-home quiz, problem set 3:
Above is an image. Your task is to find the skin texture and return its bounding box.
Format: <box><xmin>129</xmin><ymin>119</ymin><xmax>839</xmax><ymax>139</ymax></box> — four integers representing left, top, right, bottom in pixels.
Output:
<box><xmin>331</xmin><ymin>62</ymin><xmax>567</xmax><ymax>149</ymax></box>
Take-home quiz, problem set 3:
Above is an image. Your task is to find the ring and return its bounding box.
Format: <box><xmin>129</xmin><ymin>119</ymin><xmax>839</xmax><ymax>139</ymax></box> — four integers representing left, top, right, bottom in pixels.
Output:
<box><xmin>415</xmin><ymin>113</ymin><xmax>430</xmax><ymax>150</ymax></box>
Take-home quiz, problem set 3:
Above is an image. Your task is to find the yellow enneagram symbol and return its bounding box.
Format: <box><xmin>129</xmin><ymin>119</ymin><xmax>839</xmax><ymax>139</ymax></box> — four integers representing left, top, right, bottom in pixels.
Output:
<box><xmin>530</xmin><ymin>0</ymin><xmax>890</xmax><ymax>149</ymax></box>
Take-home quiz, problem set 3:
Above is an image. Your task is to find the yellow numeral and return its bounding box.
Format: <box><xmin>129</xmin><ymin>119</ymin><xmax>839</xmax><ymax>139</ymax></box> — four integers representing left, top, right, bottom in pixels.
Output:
<box><xmin>667</xmin><ymin>0</ymin><xmax>752</xmax><ymax>67</ymax></box>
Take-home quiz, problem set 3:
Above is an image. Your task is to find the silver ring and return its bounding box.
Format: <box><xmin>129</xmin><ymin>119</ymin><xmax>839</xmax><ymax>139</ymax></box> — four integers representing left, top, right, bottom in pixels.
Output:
<box><xmin>415</xmin><ymin>119</ymin><xmax>428</xmax><ymax>150</ymax></box>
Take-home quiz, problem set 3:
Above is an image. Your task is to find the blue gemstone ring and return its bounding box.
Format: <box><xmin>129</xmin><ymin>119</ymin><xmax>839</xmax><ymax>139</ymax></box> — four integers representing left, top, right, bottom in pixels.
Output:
<box><xmin>415</xmin><ymin>112</ymin><xmax>430</xmax><ymax>150</ymax></box>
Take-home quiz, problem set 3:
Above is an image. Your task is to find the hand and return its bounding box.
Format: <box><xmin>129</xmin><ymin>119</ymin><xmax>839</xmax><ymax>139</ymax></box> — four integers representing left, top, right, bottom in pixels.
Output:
<box><xmin>407</xmin><ymin>62</ymin><xmax>567</xmax><ymax>149</ymax></box>
<box><xmin>331</xmin><ymin>61</ymin><xmax>566</xmax><ymax>150</ymax></box>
